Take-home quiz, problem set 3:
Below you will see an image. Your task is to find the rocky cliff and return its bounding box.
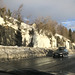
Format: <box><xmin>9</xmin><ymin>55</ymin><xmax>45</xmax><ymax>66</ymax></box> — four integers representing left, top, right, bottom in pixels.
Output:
<box><xmin>0</xmin><ymin>16</ymin><xmax>75</xmax><ymax>49</ymax></box>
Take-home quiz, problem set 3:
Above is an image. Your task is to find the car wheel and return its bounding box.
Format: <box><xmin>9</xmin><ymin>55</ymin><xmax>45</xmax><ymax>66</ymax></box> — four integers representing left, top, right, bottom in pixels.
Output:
<box><xmin>58</xmin><ymin>54</ymin><xmax>60</xmax><ymax>58</ymax></box>
<box><xmin>53</xmin><ymin>54</ymin><xmax>55</xmax><ymax>58</ymax></box>
<box><xmin>62</xmin><ymin>54</ymin><xmax>63</xmax><ymax>58</ymax></box>
<box><xmin>65</xmin><ymin>54</ymin><xmax>68</xmax><ymax>57</ymax></box>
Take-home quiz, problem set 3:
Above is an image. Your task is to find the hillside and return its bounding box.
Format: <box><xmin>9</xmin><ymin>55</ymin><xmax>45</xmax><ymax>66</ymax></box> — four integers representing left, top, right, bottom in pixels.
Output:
<box><xmin>0</xmin><ymin>16</ymin><xmax>75</xmax><ymax>49</ymax></box>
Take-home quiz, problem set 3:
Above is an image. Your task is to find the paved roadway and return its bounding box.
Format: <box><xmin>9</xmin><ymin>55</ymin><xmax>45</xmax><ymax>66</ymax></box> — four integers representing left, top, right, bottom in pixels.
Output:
<box><xmin>0</xmin><ymin>53</ymin><xmax>75</xmax><ymax>75</ymax></box>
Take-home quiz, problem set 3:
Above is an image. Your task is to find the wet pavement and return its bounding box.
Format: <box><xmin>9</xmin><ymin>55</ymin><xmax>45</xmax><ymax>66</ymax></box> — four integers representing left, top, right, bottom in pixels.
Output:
<box><xmin>0</xmin><ymin>53</ymin><xmax>75</xmax><ymax>75</ymax></box>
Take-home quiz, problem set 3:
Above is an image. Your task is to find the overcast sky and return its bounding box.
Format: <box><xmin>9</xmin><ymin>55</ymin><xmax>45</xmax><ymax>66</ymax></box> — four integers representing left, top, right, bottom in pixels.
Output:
<box><xmin>2</xmin><ymin>0</ymin><xmax>75</xmax><ymax>30</ymax></box>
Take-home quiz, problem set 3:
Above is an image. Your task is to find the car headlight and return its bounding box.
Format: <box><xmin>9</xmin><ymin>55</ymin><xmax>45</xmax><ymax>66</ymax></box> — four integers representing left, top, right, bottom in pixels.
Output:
<box><xmin>59</xmin><ymin>53</ymin><xmax>63</xmax><ymax>54</ymax></box>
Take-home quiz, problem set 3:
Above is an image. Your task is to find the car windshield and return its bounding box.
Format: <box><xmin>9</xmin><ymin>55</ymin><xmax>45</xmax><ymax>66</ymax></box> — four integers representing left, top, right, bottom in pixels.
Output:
<box><xmin>59</xmin><ymin>47</ymin><xmax>65</xmax><ymax>50</ymax></box>
<box><xmin>64</xmin><ymin>49</ymin><xmax>68</xmax><ymax>52</ymax></box>
<box><xmin>56</xmin><ymin>47</ymin><xmax>67</xmax><ymax>52</ymax></box>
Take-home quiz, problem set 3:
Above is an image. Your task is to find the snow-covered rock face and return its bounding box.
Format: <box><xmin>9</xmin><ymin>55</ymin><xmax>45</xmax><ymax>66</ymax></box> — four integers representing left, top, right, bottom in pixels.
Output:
<box><xmin>65</xmin><ymin>41</ymin><xmax>70</xmax><ymax>49</ymax></box>
<box><xmin>20</xmin><ymin>23</ymin><xmax>51</xmax><ymax>48</ymax></box>
<box><xmin>51</xmin><ymin>36</ymin><xmax>57</xmax><ymax>48</ymax></box>
<box><xmin>33</xmin><ymin>31</ymin><xmax>51</xmax><ymax>48</ymax></box>
<box><xmin>72</xmin><ymin>43</ymin><xmax>75</xmax><ymax>49</ymax></box>
<box><xmin>55</xmin><ymin>33</ymin><xmax>71</xmax><ymax>49</ymax></box>
<box><xmin>0</xmin><ymin>16</ymin><xmax>75</xmax><ymax>49</ymax></box>
<box><xmin>0</xmin><ymin>17</ymin><xmax>5</xmax><ymax>24</ymax></box>
<box><xmin>55</xmin><ymin>33</ymin><xmax>63</xmax><ymax>39</ymax></box>
<box><xmin>21</xmin><ymin>29</ymin><xmax>32</xmax><ymax>46</ymax></box>
<box><xmin>20</xmin><ymin>23</ymin><xmax>32</xmax><ymax>46</ymax></box>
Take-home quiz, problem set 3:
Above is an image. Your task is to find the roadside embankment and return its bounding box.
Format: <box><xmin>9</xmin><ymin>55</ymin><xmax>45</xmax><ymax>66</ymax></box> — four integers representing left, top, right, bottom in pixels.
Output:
<box><xmin>68</xmin><ymin>49</ymin><xmax>75</xmax><ymax>56</ymax></box>
<box><xmin>0</xmin><ymin>46</ymin><xmax>53</xmax><ymax>60</ymax></box>
<box><xmin>0</xmin><ymin>46</ymin><xmax>74</xmax><ymax>60</ymax></box>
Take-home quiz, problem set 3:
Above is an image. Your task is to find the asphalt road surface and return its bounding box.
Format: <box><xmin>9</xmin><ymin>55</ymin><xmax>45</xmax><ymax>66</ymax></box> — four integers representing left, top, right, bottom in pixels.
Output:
<box><xmin>0</xmin><ymin>53</ymin><xmax>75</xmax><ymax>75</ymax></box>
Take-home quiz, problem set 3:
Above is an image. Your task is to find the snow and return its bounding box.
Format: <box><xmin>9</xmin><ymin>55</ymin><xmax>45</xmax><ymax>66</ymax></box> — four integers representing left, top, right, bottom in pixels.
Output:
<box><xmin>33</xmin><ymin>31</ymin><xmax>51</xmax><ymax>48</ymax></box>
<box><xmin>0</xmin><ymin>17</ymin><xmax>5</xmax><ymax>24</ymax></box>
<box><xmin>51</xmin><ymin>36</ymin><xmax>57</xmax><ymax>48</ymax></box>
<box><xmin>22</xmin><ymin>30</ymin><xmax>31</xmax><ymax>46</ymax></box>
<box><xmin>6</xmin><ymin>22</ymin><xmax>18</xmax><ymax>30</ymax></box>
<box><xmin>55</xmin><ymin>33</ymin><xmax>63</xmax><ymax>39</ymax></box>
<box><xmin>21</xmin><ymin>22</ymin><xmax>32</xmax><ymax>30</ymax></box>
<box><xmin>20</xmin><ymin>23</ymin><xmax>32</xmax><ymax>46</ymax></box>
<box><xmin>65</xmin><ymin>41</ymin><xmax>70</xmax><ymax>49</ymax></box>
<box><xmin>55</xmin><ymin>33</ymin><xmax>72</xmax><ymax>49</ymax></box>
<box><xmin>72</xmin><ymin>43</ymin><xmax>75</xmax><ymax>46</ymax></box>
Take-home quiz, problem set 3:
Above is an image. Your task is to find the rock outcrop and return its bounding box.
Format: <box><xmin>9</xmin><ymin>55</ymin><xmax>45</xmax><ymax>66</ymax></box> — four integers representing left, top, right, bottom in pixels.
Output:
<box><xmin>0</xmin><ymin>16</ymin><xmax>75</xmax><ymax>49</ymax></box>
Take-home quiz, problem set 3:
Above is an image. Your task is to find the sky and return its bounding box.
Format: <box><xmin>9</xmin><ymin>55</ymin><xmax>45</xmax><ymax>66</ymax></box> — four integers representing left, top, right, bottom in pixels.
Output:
<box><xmin>2</xmin><ymin>0</ymin><xmax>75</xmax><ymax>30</ymax></box>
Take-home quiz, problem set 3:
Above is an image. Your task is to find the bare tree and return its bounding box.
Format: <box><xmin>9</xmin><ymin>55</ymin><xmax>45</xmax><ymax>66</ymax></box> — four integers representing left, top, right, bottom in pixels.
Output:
<box><xmin>56</xmin><ymin>24</ymin><xmax>69</xmax><ymax>38</ymax></box>
<box><xmin>34</xmin><ymin>16</ymin><xmax>57</xmax><ymax>37</ymax></box>
<box><xmin>12</xmin><ymin>4</ymin><xmax>23</xmax><ymax>20</ymax></box>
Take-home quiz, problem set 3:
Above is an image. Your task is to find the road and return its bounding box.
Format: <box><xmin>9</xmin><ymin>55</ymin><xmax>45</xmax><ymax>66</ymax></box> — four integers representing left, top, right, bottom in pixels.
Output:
<box><xmin>0</xmin><ymin>53</ymin><xmax>75</xmax><ymax>75</ymax></box>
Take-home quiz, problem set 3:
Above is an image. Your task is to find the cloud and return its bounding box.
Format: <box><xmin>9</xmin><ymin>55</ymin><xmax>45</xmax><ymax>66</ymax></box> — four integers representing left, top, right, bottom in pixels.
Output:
<box><xmin>3</xmin><ymin>0</ymin><xmax>75</xmax><ymax>23</ymax></box>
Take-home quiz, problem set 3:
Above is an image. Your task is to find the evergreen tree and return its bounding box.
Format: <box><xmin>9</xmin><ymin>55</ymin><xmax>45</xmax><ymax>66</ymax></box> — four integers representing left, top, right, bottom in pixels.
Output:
<box><xmin>72</xmin><ymin>31</ymin><xmax>75</xmax><ymax>43</ymax></box>
<box><xmin>69</xmin><ymin>29</ymin><xmax>72</xmax><ymax>41</ymax></box>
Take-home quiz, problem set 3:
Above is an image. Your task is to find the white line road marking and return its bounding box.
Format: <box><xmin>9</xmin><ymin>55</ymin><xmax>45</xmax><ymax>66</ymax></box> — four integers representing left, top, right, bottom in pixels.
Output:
<box><xmin>37</xmin><ymin>61</ymin><xmax>56</xmax><ymax>66</ymax></box>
